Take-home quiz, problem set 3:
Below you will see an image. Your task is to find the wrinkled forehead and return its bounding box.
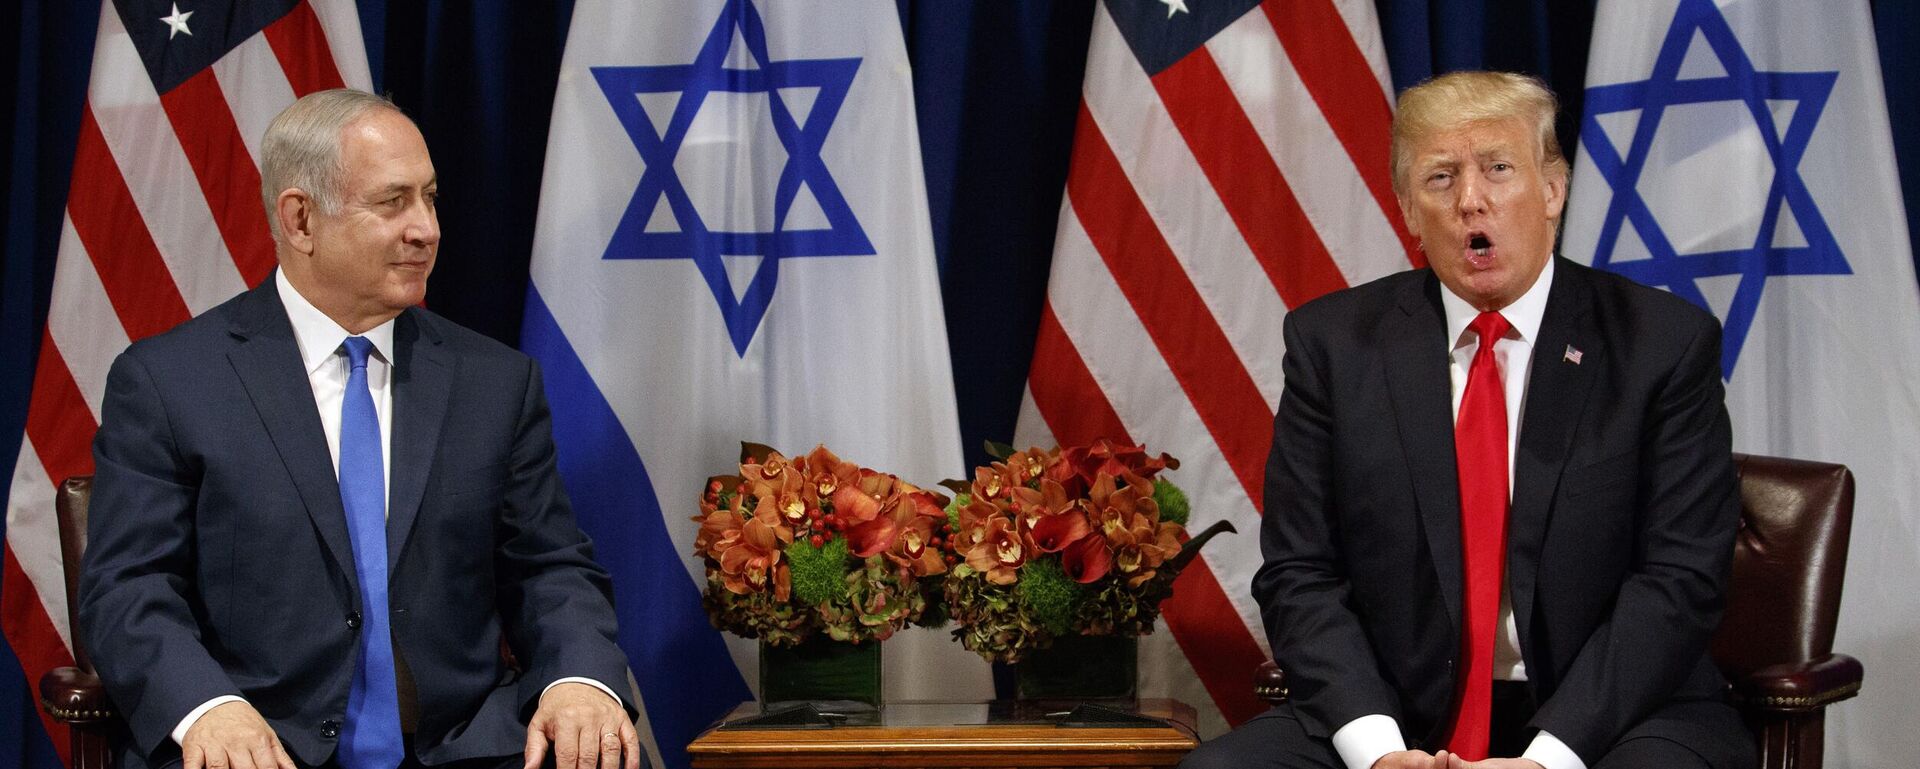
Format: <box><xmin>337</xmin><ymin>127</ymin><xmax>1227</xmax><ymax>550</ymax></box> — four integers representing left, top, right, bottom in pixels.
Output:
<box><xmin>337</xmin><ymin>111</ymin><xmax>436</xmax><ymax>191</ymax></box>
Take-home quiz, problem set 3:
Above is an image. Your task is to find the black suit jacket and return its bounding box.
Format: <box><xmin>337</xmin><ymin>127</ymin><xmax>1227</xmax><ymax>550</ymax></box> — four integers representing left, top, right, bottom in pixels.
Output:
<box><xmin>80</xmin><ymin>277</ymin><xmax>633</xmax><ymax>768</ymax></box>
<box><xmin>1254</xmin><ymin>258</ymin><xmax>1740</xmax><ymax>761</ymax></box>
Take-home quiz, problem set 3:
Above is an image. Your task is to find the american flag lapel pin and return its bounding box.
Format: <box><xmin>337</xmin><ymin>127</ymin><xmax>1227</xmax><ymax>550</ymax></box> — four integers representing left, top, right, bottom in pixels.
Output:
<box><xmin>1564</xmin><ymin>344</ymin><xmax>1584</xmax><ymax>365</ymax></box>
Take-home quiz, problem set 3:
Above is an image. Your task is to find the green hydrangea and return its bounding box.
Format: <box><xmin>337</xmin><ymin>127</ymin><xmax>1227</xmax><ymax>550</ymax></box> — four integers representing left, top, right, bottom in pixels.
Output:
<box><xmin>945</xmin><ymin>570</ymin><xmax>1049</xmax><ymax>664</ymax></box>
<box><xmin>786</xmin><ymin>537</ymin><xmax>851</xmax><ymax>607</ymax></box>
<box><xmin>1153</xmin><ymin>479</ymin><xmax>1190</xmax><ymax>526</ymax></box>
<box><xmin>816</xmin><ymin>556</ymin><xmax>924</xmax><ymax>642</ymax></box>
<box><xmin>702</xmin><ymin>575</ymin><xmax>811</xmax><ymax>646</ymax></box>
<box><xmin>1016</xmin><ymin>556</ymin><xmax>1082</xmax><ymax>636</ymax></box>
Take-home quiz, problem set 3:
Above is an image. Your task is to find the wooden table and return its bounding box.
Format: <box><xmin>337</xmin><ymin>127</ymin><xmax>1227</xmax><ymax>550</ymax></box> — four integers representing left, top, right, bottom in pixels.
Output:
<box><xmin>686</xmin><ymin>699</ymin><xmax>1199</xmax><ymax>768</ymax></box>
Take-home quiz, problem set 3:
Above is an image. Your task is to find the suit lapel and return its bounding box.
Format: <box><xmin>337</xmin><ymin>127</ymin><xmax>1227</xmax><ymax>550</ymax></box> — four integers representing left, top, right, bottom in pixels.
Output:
<box><xmin>225</xmin><ymin>278</ymin><xmax>359</xmax><ymax>594</ymax></box>
<box><xmin>1508</xmin><ymin>259</ymin><xmax>1601</xmax><ymax>653</ymax></box>
<box><xmin>1381</xmin><ymin>274</ymin><xmax>1466</xmax><ymax>633</ymax></box>
<box><xmin>386</xmin><ymin>309</ymin><xmax>451</xmax><ymax>572</ymax></box>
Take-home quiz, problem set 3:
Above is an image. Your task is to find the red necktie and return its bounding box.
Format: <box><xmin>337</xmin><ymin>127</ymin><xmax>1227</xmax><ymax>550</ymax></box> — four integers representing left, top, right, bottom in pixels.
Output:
<box><xmin>1447</xmin><ymin>311</ymin><xmax>1512</xmax><ymax>759</ymax></box>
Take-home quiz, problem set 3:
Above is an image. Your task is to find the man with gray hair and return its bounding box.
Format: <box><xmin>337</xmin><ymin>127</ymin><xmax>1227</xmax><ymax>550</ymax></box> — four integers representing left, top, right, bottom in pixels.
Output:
<box><xmin>1182</xmin><ymin>72</ymin><xmax>1751</xmax><ymax>769</ymax></box>
<box><xmin>81</xmin><ymin>89</ymin><xmax>641</xmax><ymax>769</ymax></box>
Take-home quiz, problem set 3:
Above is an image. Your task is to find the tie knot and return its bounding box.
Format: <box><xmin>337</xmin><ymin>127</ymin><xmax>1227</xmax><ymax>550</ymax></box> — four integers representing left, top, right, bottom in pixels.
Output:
<box><xmin>1469</xmin><ymin>311</ymin><xmax>1510</xmax><ymax>345</ymax></box>
<box><xmin>342</xmin><ymin>336</ymin><xmax>375</xmax><ymax>370</ymax></box>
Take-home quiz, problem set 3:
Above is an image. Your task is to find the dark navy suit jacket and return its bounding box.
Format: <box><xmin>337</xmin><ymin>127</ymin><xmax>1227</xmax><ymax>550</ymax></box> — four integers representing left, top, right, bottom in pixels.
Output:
<box><xmin>1255</xmin><ymin>258</ymin><xmax>1745</xmax><ymax>762</ymax></box>
<box><xmin>80</xmin><ymin>276</ymin><xmax>632</xmax><ymax>768</ymax></box>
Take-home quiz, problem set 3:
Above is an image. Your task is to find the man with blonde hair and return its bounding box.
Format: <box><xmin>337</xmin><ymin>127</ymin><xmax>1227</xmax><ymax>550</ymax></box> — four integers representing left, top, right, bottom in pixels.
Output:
<box><xmin>1182</xmin><ymin>72</ymin><xmax>1751</xmax><ymax>769</ymax></box>
<box><xmin>81</xmin><ymin>89</ymin><xmax>642</xmax><ymax>769</ymax></box>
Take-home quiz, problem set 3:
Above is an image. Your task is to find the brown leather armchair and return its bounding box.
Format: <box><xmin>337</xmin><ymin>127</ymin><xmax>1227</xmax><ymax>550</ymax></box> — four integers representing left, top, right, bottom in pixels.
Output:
<box><xmin>38</xmin><ymin>475</ymin><xmax>119</xmax><ymax>769</ymax></box>
<box><xmin>1252</xmin><ymin>452</ymin><xmax>1862</xmax><ymax>769</ymax></box>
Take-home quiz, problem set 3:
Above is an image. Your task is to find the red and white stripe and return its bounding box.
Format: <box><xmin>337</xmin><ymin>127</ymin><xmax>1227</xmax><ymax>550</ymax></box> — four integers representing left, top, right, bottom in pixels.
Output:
<box><xmin>1014</xmin><ymin>0</ymin><xmax>1417</xmax><ymax>737</ymax></box>
<box><xmin>2</xmin><ymin>2</ymin><xmax>369</xmax><ymax>759</ymax></box>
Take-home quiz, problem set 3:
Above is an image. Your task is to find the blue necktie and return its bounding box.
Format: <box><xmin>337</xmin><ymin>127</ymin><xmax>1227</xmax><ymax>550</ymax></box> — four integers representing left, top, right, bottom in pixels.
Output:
<box><xmin>338</xmin><ymin>337</ymin><xmax>403</xmax><ymax>769</ymax></box>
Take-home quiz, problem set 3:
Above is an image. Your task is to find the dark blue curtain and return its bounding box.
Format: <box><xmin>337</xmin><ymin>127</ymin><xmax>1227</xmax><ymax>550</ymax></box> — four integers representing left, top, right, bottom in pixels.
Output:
<box><xmin>5</xmin><ymin>0</ymin><xmax>1919</xmax><ymax>764</ymax></box>
<box><xmin>1</xmin><ymin>0</ymin><xmax>98</xmax><ymax>766</ymax></box>
<box><xmin>1375</xmin><ymin>0</ymin><xmax>1596</xmax><ymax>158</ymax></box>
<box><xmin>903</xmin><ymin>1</ymin><xmax>1097</xmax><ymax>472</ymax></box>
<box><xmin>1877</xmin><ymin>0</ymin><xmax>1920</xmax><ymax>278</ymax></box>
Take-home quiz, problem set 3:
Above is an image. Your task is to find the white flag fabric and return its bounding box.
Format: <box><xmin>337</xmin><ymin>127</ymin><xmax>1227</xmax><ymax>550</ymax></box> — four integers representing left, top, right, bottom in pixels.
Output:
<box><xmin>522</xmin><ymin>1</ymin><xmax>986</xmax><ymax>766</ymax></box>
<box><xmin>1563</xmin><ymin>0</ymin><xmax>1920</xmax><ymax>762</ymax></box>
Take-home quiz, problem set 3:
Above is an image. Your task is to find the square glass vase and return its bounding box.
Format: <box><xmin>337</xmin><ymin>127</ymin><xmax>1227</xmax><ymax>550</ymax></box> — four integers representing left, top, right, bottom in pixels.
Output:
<box><xmin>1014</xmin><ymin>633</ymin><xmax>1138</xmax><ymax>703</ymax></box>
<box><xmin>758</xmin><ymin>635</ymin><xmax>882</xmax><ymax>711</ymax></box>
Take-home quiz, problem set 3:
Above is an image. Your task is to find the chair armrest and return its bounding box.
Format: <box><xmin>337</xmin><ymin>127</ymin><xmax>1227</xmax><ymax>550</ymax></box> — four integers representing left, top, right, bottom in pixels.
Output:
<box><xmin>1729</xmin><ymin>653</ymin><xmax>1862</xmax><ymax>713</ymax></box>
<box><xmin>40</xmin><ymin>666</ymin><xmax>116</xmax><ymax>725</ymax></box>
<box><xmin>1254</xmin><ymin>660</ymin><xmax>1289</xmax><ymax>705</ymax></box>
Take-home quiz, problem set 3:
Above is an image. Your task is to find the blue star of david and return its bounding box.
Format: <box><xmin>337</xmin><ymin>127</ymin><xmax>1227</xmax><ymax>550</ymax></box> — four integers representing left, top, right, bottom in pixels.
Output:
<box><xmin>592</xmin><ymin>0</ymin><xmax>872</xmax><ymax>356</ymax></box>
<box><xmin>1580</xmin><ymin>0</ymin><xmax>1848</xmax><ymax>379</ymax></box>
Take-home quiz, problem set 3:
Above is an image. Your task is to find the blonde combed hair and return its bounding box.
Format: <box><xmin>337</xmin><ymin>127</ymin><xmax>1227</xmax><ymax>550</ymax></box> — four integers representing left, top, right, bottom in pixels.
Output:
<box><xmin>259</xmin><ymin>89</ymin><xmax>409</xmax><ymax>240</ymax></box>
<box><xmin>1390</xmin><ymin>71</ymin><xmax>1566</xmax><ymax>196</ymax></box>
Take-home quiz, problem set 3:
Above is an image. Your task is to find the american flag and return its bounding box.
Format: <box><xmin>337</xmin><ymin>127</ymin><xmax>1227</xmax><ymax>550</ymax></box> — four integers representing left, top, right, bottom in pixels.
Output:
<box><xmin>1</xmin><ymin>0</ymin><xmax>371</xmax><ymax>758</ymax></box>
<box><xmin>1011</xmin><ymin>0</ymin><xmax>1419</xmax><ymax>736</ymax></box>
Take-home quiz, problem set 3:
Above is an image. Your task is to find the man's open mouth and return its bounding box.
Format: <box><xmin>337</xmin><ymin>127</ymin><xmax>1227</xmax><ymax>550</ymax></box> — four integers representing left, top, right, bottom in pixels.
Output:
<box><xmin>1468</xmin><ymin>233</ymin><xmax>1492</xmax><ymax>256</ymax></box>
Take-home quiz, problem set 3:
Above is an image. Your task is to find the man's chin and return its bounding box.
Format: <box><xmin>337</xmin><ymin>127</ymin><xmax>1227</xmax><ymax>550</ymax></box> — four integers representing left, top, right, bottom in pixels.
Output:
<box><xmin>1439</xmin><ymin>268</ymin><xmax>1518</xmax><ymax>310</ymax></box>
<box><xmin>385</xmin><ymin>284</ymin><xmax>429</xmax><ymax>310</ymax></box>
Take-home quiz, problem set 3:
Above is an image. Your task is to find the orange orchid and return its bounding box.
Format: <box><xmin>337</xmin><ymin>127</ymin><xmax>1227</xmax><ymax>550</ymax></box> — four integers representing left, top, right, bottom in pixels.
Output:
<box><xmin>973</xmin><ymin>465</ymin><xmax>1009</xmax><ymax>500</ymax></box>
<box><xmin>716</xmin><ymin>514</ymin><xmax>791</xmax><ymax>600</ymax></box>
<box><xmin>740</xmin><ymin>449</ymin><xmax>790</xmax><ymax>483</ymax></box>
<box><xmin>884</xmin><ymin>491</ymin><xmax>949</xmax><ymax>578</ymax></box>
<box><xmin>692</xmin><ymin>484</ymin><xmax>746</xmax><ymax>558</ymax></box>
<box><xmin>950</xmin><ymin>495</ymin><xmax>1001</xmax><ymax>556</ymax></box>
<box><xmin>749</xmin><ymin>466</ymin><xmax>811</xmax><ymax>528</ymax></box>
<box><xmin>1107</xmin><ymin>511</ymin><xmax>1182</xmax><ymax>587</ymax></box>
<box><xmin>965</xmin><ymin>515</ymin><xmax>1027</xmax><ymax>585</ymax></box>
<box><xmin>799</xmin><ymin>445</ymin><xmax>861</xmax><ymax>497</ymax></box>
<box><xmin>1084</xmin><ymin>472</ymin><xmax>1161</xmax><ymax>537</ymax></box>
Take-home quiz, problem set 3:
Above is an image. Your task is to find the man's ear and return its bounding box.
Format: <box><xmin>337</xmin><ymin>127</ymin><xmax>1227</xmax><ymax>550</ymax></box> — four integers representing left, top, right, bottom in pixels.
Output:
<box><xmin>1543</xmin><ymin>167</ymin><xmax>1568</xmax><ymax>220</ymax></box>
<box><xmin>277</xmin><ymin>189</ymin><xmax>316</xmax><ymax>255</ymax></box>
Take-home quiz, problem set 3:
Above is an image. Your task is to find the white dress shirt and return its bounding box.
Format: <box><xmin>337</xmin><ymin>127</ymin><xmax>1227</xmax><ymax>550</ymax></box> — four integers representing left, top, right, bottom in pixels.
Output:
<box><xmin>173</xmin><ymin>272</ymin><xmax>616</xmax><ymax>743</ymax></box>
<box><xmin>1330</xmin><ymin>259</ymin><xmax>1585</xmax><ymax>769</ymax></box>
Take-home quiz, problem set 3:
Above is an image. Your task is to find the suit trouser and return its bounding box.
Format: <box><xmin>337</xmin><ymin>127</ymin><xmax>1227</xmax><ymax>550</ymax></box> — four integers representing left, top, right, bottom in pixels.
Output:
<box><xmin>1178</xmin><ymin>683</ymin><xmax>1753</xmax><ymax>769</ymax></box>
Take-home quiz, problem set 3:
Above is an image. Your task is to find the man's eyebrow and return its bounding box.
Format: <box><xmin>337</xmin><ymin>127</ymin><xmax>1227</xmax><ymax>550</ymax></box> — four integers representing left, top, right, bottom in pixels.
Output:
<box><xmin>369</xmin><ymin>180</ymin><xmax>435</xmax><ymax>196</ymax></box>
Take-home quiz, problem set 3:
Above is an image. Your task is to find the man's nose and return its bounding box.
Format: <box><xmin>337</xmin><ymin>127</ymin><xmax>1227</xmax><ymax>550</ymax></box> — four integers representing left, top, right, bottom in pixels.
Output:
<box><xmin>408</xmin><ymin>204</ymin><xmax>440</xmax><ymax>247</ymax></box>
<box><xmin>1456</xmin><ymin>171</ymin><xmax>1490</xmax><ymax>216</ymax></box>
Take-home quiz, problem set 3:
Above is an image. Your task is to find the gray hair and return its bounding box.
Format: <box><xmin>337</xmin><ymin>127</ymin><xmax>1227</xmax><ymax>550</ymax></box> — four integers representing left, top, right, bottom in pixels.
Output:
<box><xmin>259</xmin><ymin>89</ymin><xmax>410</xmax><ymax>239</ymax></box>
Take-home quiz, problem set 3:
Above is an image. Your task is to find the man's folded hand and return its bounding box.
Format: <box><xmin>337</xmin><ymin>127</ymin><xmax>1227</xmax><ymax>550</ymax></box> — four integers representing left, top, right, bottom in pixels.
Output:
<box><xmin>1373</xmin><ymin>750</ymin><xmax>1453</xmax><ymax>769</ymax></box>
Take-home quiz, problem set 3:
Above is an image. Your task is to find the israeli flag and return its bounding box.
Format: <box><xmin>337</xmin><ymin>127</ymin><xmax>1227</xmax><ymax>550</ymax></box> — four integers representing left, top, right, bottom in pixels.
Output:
<box><xmin>1563</xmin><ymin>0</ymin><xmax>1920</xmax><ymax>762</ymax></box>
<box><xmin>522</xmin><ymin>1</ymin><xmax>988</xmax><ymax>765</ymax></box>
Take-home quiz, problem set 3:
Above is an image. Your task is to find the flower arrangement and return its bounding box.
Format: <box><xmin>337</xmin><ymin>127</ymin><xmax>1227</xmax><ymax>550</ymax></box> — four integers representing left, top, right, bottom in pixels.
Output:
<box><xmin>692</xmin><ymin>444</ymin><xmax>950</xmax><ymax>646</ymax></box>
<box><xmin>940</xmin><ymin>439</ymin><xmax>1233</xmax><ymax>664</ymax></box>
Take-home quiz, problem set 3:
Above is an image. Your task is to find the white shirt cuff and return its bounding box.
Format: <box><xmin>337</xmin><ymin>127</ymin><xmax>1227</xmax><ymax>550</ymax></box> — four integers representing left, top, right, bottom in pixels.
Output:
<box><xmin>172</xmin><ymin>695</ymin><xmax>248</xmax><ymax>744</ymax></box>
<box><xmin>1522</xmin><ymin>730</ymin><xmax>1588</xmax><ymax>769</ymax></box>
<box><xmin>543</xmin><ymin>676</ymin><xmax>623</xmax><ymax>708</ymax></box>
<box><xmin>1331</xmin><ymin>714</ymin><xmax>1407</xmax><ymax>769</ymax></box>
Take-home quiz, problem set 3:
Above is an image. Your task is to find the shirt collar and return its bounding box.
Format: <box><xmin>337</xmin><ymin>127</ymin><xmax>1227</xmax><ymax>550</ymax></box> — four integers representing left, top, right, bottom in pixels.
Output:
<box><xmin>275</xmin><ymin>269</ymin><xmax>397</xmax><ymax>376</ymax></box>
<box><xmin>1440</xmin><ymin>256</ymin><xmax>1555</xmax><ymax>350</ymax></box>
